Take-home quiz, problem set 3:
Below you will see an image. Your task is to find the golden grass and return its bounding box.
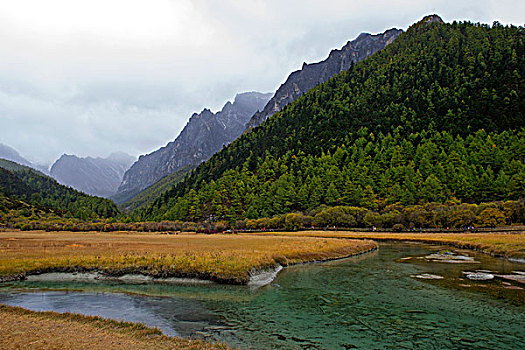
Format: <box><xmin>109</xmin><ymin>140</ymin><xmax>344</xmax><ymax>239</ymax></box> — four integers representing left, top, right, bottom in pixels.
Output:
<box><xmin>0</xmin><ymin>304</ymin><xmax>229</xmax><ymax>350</ymax></box>
<box><xmin>0</xmin><ymin>231</ymin><xmax>377</xmax><ymax>283</ymax></box>
<box><xmin>246</xmin><ymin>231</ymin><xmax>525</xmax><ymax>259</ymax></box>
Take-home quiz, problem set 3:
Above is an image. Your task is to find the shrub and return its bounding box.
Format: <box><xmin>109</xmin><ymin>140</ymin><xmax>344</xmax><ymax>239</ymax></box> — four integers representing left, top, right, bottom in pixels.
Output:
<box><xmin>235</xmin><ymin>219</ymin><xmax>247</xmax><ymax>230</ymax></box>
<box><xmin>392</xmin><ymin>223</ymin><xmax>404</xmax><ymax>232</ymax></box>
<box><xmin>213</xmin><ymin>221</ymin><xmax>229</xmax><ymax>232</ymax></box>
<box><xmin>284</xmin><ymin>213</ymin><xmax>305</xmax><ymax>231</ymax></box>
<box><xmin>476</xmin><ymin>208</ymin><xmax>506</xmax><ymax>227</ymax></box>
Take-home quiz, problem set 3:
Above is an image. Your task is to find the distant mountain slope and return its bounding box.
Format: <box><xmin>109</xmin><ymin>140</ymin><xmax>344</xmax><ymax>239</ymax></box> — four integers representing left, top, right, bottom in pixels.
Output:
<box><xmin>50</xmin><ymin>152</ymin><xmax>135</xmax><ymax>198</ymax></box>
<box><xmin>0</xmin><ymin>159</ymin><xmax>33</xmax><ymax>173</ymax></box>
<box><xmin>0</xmin><ymin>159</ymin><xmax>118</xmax><ymax>219</ymax></box>
<box><xmin>115</xmin><ymin>167</ymin><xmax>191</xmax><ymax>212</ymax></box>
<box><xmin>115</xmin><ymin>28</ymin><xmax>401</xmax><ymax>207</ymax></box>
<box><xmin>114</xmin><ymin>92</ymin><xmax>271</xmax><ymax>203</ymax></box>
<box><xmin>245</xmin><ymin>28</ymin><xmax>402</xmax><ymax>130</ymax></box>
<box><xmin>142</xmin><ymin>16</ymin><xmax>525</xmax><ymax>221</ymax></box>
<box><xmin>0</xmin><ymin>143</ymin><xmax>33</xmax><ymax>167</ymax></box>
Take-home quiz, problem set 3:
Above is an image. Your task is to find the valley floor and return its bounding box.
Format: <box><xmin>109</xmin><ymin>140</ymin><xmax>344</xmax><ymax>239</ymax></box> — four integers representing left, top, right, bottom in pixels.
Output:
<box><xmin>0</xmin><ymin>229</ymin><xmax>523</xmax><ymax>349</ymax></box>
<box><xmin>0</xmin><ymin>230</ymin><xmax>377</xmax><ymax>349</ymax></box>
<box><xmin>0</xmin><ymin>230</ymin><xmax>377</xmax><ymax>284</ymax></box>
<box><xmin>246</xmin><ymin>231</ymin><xmax>525</xmax><ymax>261</ymax></box>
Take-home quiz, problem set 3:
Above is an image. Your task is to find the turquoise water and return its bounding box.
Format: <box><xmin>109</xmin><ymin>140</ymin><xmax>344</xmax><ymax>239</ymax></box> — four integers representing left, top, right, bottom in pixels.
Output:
<box><xmin>1</xmin><ymin>243</ymin><xmax>524</xmax><ymax>349</ymax></box>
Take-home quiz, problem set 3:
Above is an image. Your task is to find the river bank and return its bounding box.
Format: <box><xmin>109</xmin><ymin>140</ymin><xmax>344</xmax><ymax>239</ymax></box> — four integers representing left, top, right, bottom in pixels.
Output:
<box><xmin>0</xmin><ymin>304</ymin><xmax>228</xmax><ymax>350</ymax></box>
<box><xmin>246</xmin><ymin>231</ymin><xmax>525</xmax><ymax>261</ymax></box>
<box><xmin>0</xmin><ymin>230</ymin><xmax>377</xmax><ymax>284</ymax></box>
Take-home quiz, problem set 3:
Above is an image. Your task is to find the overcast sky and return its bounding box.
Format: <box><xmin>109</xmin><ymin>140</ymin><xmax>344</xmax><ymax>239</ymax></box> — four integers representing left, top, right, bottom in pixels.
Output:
<box><xmin>0</xmin><ymin>0</ymin><xmax>523</xmax><ymax>165</ymax></box>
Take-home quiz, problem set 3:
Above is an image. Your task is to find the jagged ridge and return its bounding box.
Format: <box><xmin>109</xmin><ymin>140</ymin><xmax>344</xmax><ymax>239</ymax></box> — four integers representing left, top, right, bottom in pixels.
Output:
<box><xmin>245</xmin><ymin>27</ymin><xmax>402</xmax><ymax>130</ymax></box>
<box><xmin>114</xmin><ymin>92</ymin><xmax>271</xmax><ymax>203</ymax></box>
<box><xmin>50</xmin><ymin>153</ymin><xmax>135</xmax><ymax>198</ymax></box>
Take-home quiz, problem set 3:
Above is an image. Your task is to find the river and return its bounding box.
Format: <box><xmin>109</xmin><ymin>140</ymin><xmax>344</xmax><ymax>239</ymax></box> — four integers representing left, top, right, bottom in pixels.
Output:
<box><xmin>1</xmin><ymin>242</ymin><xmax>524</xmax><ymax>349</ymax></box>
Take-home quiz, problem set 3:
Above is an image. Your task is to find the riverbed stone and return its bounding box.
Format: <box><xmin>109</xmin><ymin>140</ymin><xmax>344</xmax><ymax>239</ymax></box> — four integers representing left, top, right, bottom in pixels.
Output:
<box><xmin>424</xmin><ymin>252</ymin><xmax>479</xmax><ymax>264</ymax></box>
<box><xmin>494</xmin><ymin>274</ymin><xmax>525</xmax><ymax>284</ymax></box>
<box><xmin>412</xmin><ymin>273</ymin><xmax>444</xmax><ymax>280</ymax></box>
<box><xmin>463</xmin><ymin>272</ymin><xmax>494</xmax><ymax>281</ymax></box>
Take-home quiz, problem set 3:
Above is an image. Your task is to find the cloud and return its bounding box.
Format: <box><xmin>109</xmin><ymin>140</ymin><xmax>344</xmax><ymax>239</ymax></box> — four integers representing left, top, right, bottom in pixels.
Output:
<box><xmin>0</xmin><ymin>0</ymin><xmax>523</xmax><ymax>164</ymax></box>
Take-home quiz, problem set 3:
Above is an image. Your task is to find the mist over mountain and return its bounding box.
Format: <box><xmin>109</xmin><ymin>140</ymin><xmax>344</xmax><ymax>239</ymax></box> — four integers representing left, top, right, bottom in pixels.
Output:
<box><xmin>114</xmin><ymin>92</ymin><xmax>272</xmax><ymax>203</ymax></box>
<box><xmin>50</xmin><ymin>152</ymin><xmax>135</xmax><ymax>198</ymax></box>
<box><xmin>0</xmin><ymin>143</ymin><xmax>33</xmax><ymax>168</ymax></box>
<box><xmin>245</xmin><ymin>27</ymin><xmax>402</xmax><ymax>130</ymax></box>
<box><xmin>0</xmin><ymin>158</ymin><xmax>118</xmax><ymax>220</ymax></box>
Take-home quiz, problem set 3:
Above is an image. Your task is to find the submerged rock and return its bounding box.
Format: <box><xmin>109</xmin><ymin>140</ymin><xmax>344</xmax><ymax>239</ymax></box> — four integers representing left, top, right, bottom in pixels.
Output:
<box><xmin>504</xmin><ymin>285</ymin><xmax>523</xmax><ymax>290</ymax></box>
<box><xmin>412</xmin><ymin>273</ymin><xmax>444</xmax><ymax>280</ymax></box>
<box><xmin>494</xmin><ymin>274</ymin><xmax>525</xmax><ymax>284</ymax></box>
<box><xmin>424</xmin><ymin>252</ymin><xmax>479</xmax><ymax>264</ymax></box>
<box><xmin>463</xmin><ymin>272</ymin><xmax>494</xmax><ymax>281</ymax></box>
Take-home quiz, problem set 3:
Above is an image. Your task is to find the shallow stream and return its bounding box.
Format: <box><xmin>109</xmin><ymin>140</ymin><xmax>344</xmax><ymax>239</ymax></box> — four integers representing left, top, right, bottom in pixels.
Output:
<box><xmin>1</xmin><ymin>243</ymin><xmax>524</xmax><ymax>349</ymax></box>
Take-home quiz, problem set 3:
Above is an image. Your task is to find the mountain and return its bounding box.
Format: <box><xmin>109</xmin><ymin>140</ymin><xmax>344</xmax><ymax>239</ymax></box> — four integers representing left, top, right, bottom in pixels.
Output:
<box><xmin>115</xmin><ymin>167</ymin><xmax>191</xmax><ymax>211</ymax></box>
<box><xmin>114</xmin><ymin>92</ymin><xmax>272</xmax><ymax>203</ymax></box>
<box><xmin>245</xmin><ymin>27</ymin><xmax>402</xmax><ymax>130</ymax></box>
<box><xmin>0</xmin><ymin>143</ymin><xmax>33</xmax><ymax>167</ymax></box>
<box><xmin>50</xmin><ymin>152</ymin><xmax>135</xmax><ymax>198</ymax></box>
<box><xmin>115</xmin><ymin>27</ymin><xmax>401</xmax><ymax>207</ymax></box>
<box><xmin>0</xmin><ymin>159</ymin><xmax>118</xmax><ymax>220</ymax></box>
<box><xmin>141</xmin><ymin>15</ymin><xmax>525</xmax><ymax>222</ymax></box>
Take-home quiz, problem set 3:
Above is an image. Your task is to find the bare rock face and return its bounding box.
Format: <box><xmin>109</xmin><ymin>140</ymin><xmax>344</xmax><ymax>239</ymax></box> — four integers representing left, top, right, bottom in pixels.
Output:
<box><xmin>245</xmin><ymin>28</ymin><xmax>403</xmax><ymax>130</ymax></box>
<box><xmin>114</xmin><ymin>92</ymin><xmax>272</xmax><ymax>202</ymax></box>
<box><xmin>421</xmin><ymin>14</ymin><xmax>444</xmax><ymax>25</ymax></box>
<box><xmin>50</xmin><ymin>152</ymin><xmax>135</xmax><ymax>198</ymax></box>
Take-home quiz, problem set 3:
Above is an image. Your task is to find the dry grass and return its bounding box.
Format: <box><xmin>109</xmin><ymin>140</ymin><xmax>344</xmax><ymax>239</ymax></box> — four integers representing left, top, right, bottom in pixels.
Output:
<box><xmin>0</xmin><ymin>304</ymin><xmax>229</xmax><ymax>350</ymax></box>
<box><xmin>0</xmin><ymin>231</ymin><xmax>376</xmax><ymax>283</ymax></box>
<box><xmin>246</xmin><ymin>231</ymin><xmax>525</xmax><ymax>259</ymax></box>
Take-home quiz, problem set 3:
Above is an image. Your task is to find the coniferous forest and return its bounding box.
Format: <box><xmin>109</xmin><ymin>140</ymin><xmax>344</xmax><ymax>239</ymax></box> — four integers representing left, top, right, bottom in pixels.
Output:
<box><xmin>140</xmin><ymin>19</ymin><xmax>524</xmax><ymax>228</ymax></box>
<box><xmin>0</xmin><ymin>160</ymin><xmax>119</xmax><ymax>222</ymax></box>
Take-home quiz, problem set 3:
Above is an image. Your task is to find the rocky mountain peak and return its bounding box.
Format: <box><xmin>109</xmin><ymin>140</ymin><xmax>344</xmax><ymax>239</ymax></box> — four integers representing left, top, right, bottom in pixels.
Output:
<box><xmin>50</xmin><ymin>152</ymin><xmax>135</xmax><ymax>198</ymax></box>
<box><xmin>0</xmin><ymin>143</ymin><xmax>33</xmax><ymax>168</ymax></box>
<box><xmin>422</xmin><ymin>14</ymin><xmax>444</xmax><ymax>24</ymax></box>
<box><xmin>356</xmin><ymin>32</ymin><xmax>371</xmax><ymax>40</ymax></box>
<box><xmin>114</xmin><ymin>91</ymin><xmax>271</xmax><ymax>203</ymax></box>
<box><xmin>244</xmin><ymin>26</ymin><xmax>402</xmax><ymax>130</ymax></box>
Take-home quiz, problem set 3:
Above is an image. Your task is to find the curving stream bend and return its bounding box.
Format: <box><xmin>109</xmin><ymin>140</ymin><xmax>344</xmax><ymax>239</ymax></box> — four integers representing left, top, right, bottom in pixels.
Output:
<box><xmin>0</xmin><ymin>242</ymin><xmax>524</xmax><ymax>349</ymax></box>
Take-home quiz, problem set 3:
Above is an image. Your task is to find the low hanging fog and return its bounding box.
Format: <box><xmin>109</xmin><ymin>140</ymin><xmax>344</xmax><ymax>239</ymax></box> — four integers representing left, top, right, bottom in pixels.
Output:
<box><xmin>0</xmin><ymin>0</ymin><xmax>522</xmax><ymax>165</ymax></box>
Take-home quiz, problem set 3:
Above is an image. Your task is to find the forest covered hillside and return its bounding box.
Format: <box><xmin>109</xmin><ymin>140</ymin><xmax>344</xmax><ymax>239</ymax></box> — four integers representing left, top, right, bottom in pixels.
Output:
<box><xmin>0</xmin><ymin>159</ymin><xmax>119</xmax><ymax>221</ymax></box>
<box><xmin>141</xmin><ymin>16</ymin><xmax>525</xmax><ymax>225</ymax></box>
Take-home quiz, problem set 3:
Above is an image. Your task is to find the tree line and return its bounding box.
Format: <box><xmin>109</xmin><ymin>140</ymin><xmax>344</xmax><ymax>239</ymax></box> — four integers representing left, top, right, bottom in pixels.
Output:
<box><xmin>0</xmin><ymin>163</ymin><xmax>119</xmax><ymax>221</ymax></box>
<box><xmin>142</xmin><ymin>128</ymin><xmax>525</xmax><ymax>223</ymax></box>
<box><xmin>146</xmin><ymin>19</ymin><xmax>524</xmax><ymax>221</ymax></box>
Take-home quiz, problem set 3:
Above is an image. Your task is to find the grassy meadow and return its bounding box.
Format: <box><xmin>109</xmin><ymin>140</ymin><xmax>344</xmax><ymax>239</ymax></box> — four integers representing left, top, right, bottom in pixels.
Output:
<box><xmin>246</xmin><ymin>231</ymin><xmax>525</xmax><ymax>260</ymax></box>
<box><xmin>0</xmin><ymin>304</ymin><xmax>229</xmax><ymax>350</ymax></box>
<box><xmin>0</xmin><ymin>230</ymin><xmax>377</xmax><ymax>283</ymax></box>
